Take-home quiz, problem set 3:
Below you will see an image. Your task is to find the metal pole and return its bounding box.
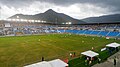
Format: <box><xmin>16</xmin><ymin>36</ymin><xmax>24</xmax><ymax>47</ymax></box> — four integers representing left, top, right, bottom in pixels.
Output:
<box><xmin>0</xmin><ymin>6</ymin><xmax>1</xmax><ymax>20</ymax></box>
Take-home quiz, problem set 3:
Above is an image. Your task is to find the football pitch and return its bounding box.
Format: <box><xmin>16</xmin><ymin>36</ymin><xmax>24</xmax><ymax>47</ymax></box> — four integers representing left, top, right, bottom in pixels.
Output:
<box><xmin>0</xmin><ymin>34</ymin><xmax>119</xmax><ymax>67</ymax></box>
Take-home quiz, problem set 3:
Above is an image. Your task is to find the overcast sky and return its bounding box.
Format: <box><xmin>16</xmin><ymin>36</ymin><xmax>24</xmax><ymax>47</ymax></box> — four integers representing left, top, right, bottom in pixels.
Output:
<box><xmin>0</xmin><ymin>0</ymin><xmax>120</xmax><ymax>20</ymax></box>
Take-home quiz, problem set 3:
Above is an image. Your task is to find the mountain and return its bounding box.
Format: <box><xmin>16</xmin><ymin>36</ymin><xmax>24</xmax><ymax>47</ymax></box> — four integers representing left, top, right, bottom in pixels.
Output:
<box><xmin>9</xmin><ymin>9</ymin><xmax>85</xmax><ymax>24</ymax></box>
<box><xmin>82</xmin><ymin>14</ymin><xmax>120</xmax><ymax>23</ymax></box>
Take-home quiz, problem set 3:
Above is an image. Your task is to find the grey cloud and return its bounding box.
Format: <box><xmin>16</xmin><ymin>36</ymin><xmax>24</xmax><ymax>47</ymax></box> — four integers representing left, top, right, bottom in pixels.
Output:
<box><xmin>0</xmin><ymin>0</ymin><xmax>35</xmax><ymax>8</ymax></box>
<box><xmin>49</xmin><ymin>0</ymin><xmax>120</xmax><ymax>13</ymax></box>
<box><xmin>52</xmin><ymin>0</ymin><xmax>120</xmax><ymax>13</ymax></box>
<box><xmin>1</xmin><ymin>0</ymin><xmax>120</xmax><ymax>8</ymax></box>
<box><xmin>0</xmin><ymin>0</ymin><xmax>120</xmax><ymax>15</ymax></box>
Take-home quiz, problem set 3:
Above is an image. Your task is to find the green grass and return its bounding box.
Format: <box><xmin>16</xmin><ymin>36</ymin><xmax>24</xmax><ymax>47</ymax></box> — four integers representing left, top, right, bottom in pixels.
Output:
<box><xmin>0</xmin><ymin>34</ymin><xmax>119</xmax><ymax>67</ymax></box>
<box><xmin>68</xmin><ymin>47</ymin><xmax>120</xmax><ymax>67</ymax></box>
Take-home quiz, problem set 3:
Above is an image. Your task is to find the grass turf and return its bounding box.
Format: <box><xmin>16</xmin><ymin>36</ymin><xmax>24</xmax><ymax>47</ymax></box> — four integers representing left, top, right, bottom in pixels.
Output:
<box><xmin>0</xmin><ymin>34</ymin><xmax>119</xmax><ymax>67</ymax></box>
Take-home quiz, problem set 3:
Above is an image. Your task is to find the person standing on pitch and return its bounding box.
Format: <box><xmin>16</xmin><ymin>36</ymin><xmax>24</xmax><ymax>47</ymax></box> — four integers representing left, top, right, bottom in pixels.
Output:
<box><xmin>114</xmin><ymin>57</ymin><xmax>116</xmax><ymax>67</ymax></box>
<box><xmin>70</xmin><ymin>53</ymin><xmax>72</xmax><ymax>57</ymax></box>
<box><xmin>42</xmin><ymin>56</ymin><xmax>44</xmax><ymax>61</ymax></box>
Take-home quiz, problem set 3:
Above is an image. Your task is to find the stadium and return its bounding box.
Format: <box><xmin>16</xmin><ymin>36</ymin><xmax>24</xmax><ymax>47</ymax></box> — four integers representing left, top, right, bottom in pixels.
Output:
<box><xmin>0</xmin><ymin>0</ymin><xmax>120</xmax><ymax>67</ymax></box>
<box><xmin>0</xmin><ymin>12</ymin><xmax>120</xmax><ymax>67</ymax></box>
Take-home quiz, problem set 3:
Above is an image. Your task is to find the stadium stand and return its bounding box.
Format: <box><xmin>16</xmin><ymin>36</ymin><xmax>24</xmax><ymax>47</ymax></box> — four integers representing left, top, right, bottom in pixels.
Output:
<box><xmin>64</xmin><ymin>29</ymin><xmax>120</xmax><ymax>37</ymax></box>
<box><xmin>0</xmin><ymin>20</ymin><xmax>120</xmax><ymax>38</ymax></box>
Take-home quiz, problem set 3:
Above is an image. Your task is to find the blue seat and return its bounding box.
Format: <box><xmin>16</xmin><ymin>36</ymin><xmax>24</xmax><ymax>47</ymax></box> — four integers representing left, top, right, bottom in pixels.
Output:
<box><xmin>65</xmin><ymin>30</ymin><xmax>73</xmax><ymax>33</ymax></box>
<box><xmin>58</xmin><ymin>30</ymin><xmax>65</xmax><ymax>33</ymax></box>
<box><xmin>72</xmin><ymin>30</ymin><xmax>79</xmax><ymax>34</ymax></box>
<box><xmin>117</xmin><ymin>33</ymin><xmax>120</xmax><ymax>37</ymax></box>
<box><xmin>107</xmin><ymin>32</ymin><xmax>119</xmax><ymax>37</ymax></box>
<box><xmin>84</xmin><ymin>30</ymin><xmax>93</xmax><ymax>34</ymax></box>
<box><xmin>98</xmin><ymin>31</ymin><xmax>109</xmax><ymax>36</ymax></box>
<box><xmin>58</xmin><ymin>29</ymin><xmax>120</xmax><ymax>38</ymax></box>
<box><xmin>91</xmin><ymin>31</ymin><xmax>100</xmax><ymax>35</ymax></box>
<box><xmin>77</xmin><ymin>30</ymin><xmax>86</xmax><ymax>34</ymax></box>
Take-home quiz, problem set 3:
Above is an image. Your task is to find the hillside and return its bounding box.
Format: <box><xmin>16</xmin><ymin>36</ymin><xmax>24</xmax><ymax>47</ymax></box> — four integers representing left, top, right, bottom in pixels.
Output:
<box><xmin>82</xmin><ymin>14</ymin><xmax>120</xmax><ymax>23</ymax></box>
<box><xmin>9</xmin><ymin>9</ymin><xmax>85</xmax><ymax>24</ymax></box>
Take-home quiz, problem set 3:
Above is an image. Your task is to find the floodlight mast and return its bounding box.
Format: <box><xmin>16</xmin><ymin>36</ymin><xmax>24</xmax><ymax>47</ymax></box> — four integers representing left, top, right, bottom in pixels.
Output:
<box><xmin>55</xmin><ymin>18</ymin><xmax>58</xmax><ymax>31</ymax></box>
<box><xmin>16</xmin><ymin>16</ymin><xmax>20</xmax><ymax>22</ymax></box>
<box><xmin>56</xmin><ymin>18</ymin><xmax>58</xmax><ymax>27</ymax></box>
<box><xmin>0</xmin><ymin>6</ymin><xmax>1</xmax><ymax>20</ymax></box>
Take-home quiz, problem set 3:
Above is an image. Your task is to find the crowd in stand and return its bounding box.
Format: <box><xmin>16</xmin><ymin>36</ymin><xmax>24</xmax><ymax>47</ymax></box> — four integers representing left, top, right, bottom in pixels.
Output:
<box><xmin>0</xmin><ymin>21</ymin><xmax>120</xmax><ymax>36</ymax></box>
